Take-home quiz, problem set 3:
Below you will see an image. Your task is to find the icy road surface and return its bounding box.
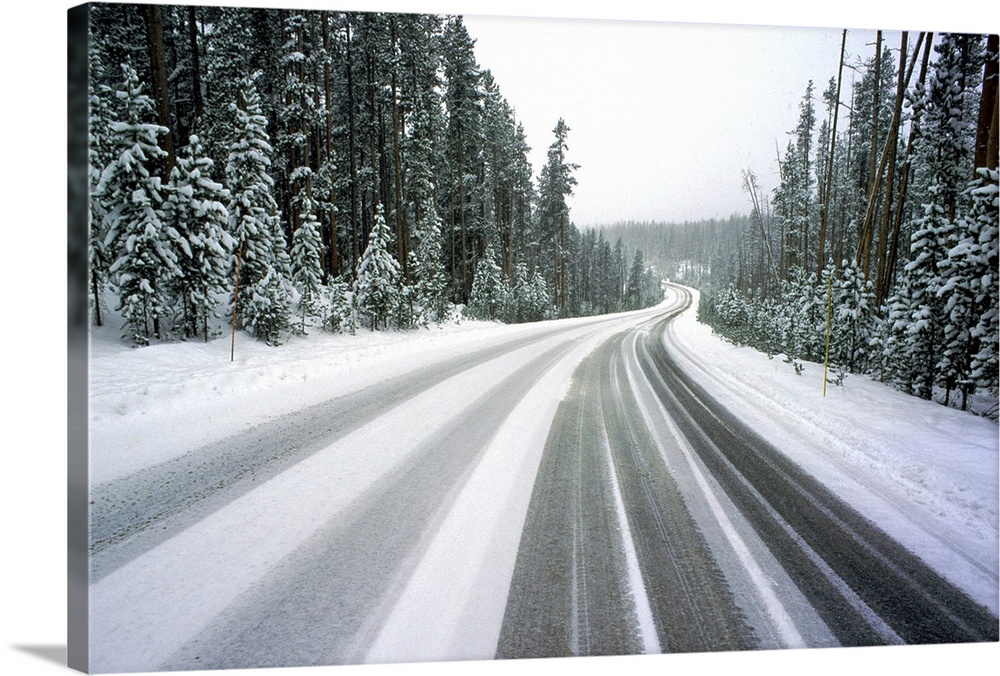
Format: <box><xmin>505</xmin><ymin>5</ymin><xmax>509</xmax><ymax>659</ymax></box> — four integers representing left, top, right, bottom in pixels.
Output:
<box><xmin>86</xmin><ymin>285</ymin><xmax>998</xmax><ymax>672</ymax></box>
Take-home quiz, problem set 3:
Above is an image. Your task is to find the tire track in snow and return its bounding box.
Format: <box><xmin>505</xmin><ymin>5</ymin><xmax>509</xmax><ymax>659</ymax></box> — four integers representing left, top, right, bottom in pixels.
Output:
<box><xmin>639</xmin><ymin>284</ymin><xmax>999</xmax><ymax>646</ymax></box>
<box><xmin>89</xmin><ymin>323</ymin><xmax>579</xmax><ymax>580</ymax></box>
<box><xmin>498</xmin><ymin>313</ymin><xmax>756</xmax><ymax>656</ymax></box>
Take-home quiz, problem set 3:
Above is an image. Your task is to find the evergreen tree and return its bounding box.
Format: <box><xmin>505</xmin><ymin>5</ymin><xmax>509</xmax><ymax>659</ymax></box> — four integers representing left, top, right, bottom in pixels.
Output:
<box><xmin>941</xmin><ymin>167</ymin><xmax>1000</xmax><ymax>406</ymax></box>
<box><xmin>353</xmin><ymin>205</ymin><xmax>401</xmax><ymax>330</ymax></box>
<box><xmin>290</xmin><ymin>190</ymin><xmax>325</xmax><ymax>333</ymax></box>
<box><xmin>522</xmin><ymin>266</ymin><xmax>552</xmax><ymax>322</ymax></box>
<box><xmin>968</xmin><ymin>169</ymin><xmax>999</xmax><ymax>398</ymax></box>
<box><xmin>411</xmin><ymin>205</ymin><xmax>451</xmax><ymax>324</ymax></box>
<box><xmin>87</xmin><ymin>47</ymin><xmax>115</xmax><ymax>328</ymax></box>
<box><xmin>882</xmin><ymin>276</ymin><xmax>919</xmax><ymax>392</ymax></box>
<box><xmin>626</xmin><ymin>249</ymin><xmax>646</xmax><ymax>310</ymax></box>
<box><xmin>832</xmin><ymin>259</ymin><xmax>876</xmax><ymax>373</ymax></box>
<box><xmin>95</xmin><ymin>63</ymin><xmax>179</xmax><ymax>345</ymax></box>
<box><xmin>226</xmin><ymin>76</ymin><xmax>290</xmax><ymax>345</ymax></box>
<box><xmin>467</xmin><ymin>244</ymin><xmax>507</xmax><ymax>321</ymax></box>
<box><xmin>201</xmin><ymin>7</ymin><xmax>256</xmax><ymax>171</ymax></box>
<box><xmin>164</xmin><ymin>134</ymin><xmax>234</xmax><ymax>341</ymax></box>
<box><xmin>537</xmin><ymin>118</ymin><xmax>578</xmax><ymax>312</ymax></box>
<box><xmin>895</xmin><ymin>34</ymin><xmax>982</xmax><ymax>399</ymax></box>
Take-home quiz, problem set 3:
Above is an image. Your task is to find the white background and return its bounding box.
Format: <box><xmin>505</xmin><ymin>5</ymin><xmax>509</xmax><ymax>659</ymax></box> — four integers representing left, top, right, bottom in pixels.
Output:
<box><xmin>2</xmin><ymin>1</ymin><xmax>996</xmax><ymax>675</ymax></box>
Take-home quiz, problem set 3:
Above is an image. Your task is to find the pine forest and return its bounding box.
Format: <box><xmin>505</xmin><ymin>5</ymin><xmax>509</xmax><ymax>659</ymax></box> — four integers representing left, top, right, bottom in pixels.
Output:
<box><xmin>84</xmin><ymin>5</ymin><xmax>998</xmax><ymax>416</ymax></box>
<box><xmin>85</xmin><ymin>3</ymin><xmax>663</xmax><ymax>350</ymax></box>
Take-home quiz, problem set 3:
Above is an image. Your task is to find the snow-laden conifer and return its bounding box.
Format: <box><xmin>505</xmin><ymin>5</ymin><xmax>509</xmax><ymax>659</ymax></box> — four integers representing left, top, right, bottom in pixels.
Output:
<box><xmin>523</xmin><ymin>268</ymin><xmax>551</xmax><ymax>323</ymax></box>
<box><xmin>949</xmin><ymin>168</ymin><xmax>1000</xmax><ymax>403</ymax></box>
<box><xmin>226</xmin><ymin>76</ymin><xmax>290</xmax><ymax>345</ymax></box>
<box><xmin>353</xmin><ymin>206</ymin><xmax>401</xmax><ymax>330</ymax></box>
<box><xmin>95</xmin><ymin>63</ymin><xmax>178</xmax><ymax>345</ymax></box>
<box><xmin>87</xmin><ymin>48</ymin><xmax>115</xmax><ymax>327</ymax></box>
<box><xmin>832</xmin><ymin>260</ymin><xmax>876</xmax><ymax>373</ymax></box>
<box><xmin>164</xmin><ymin>135</ymin><xmax>234</xmax><ymax>341</ymax></box>
<box><xmin>891</xmin><ymin>34</ymin><xmax>979</xmax><ymax>400</ymax></box>
<box><xmin>467</xmin><ymin>245</ymin><xmax>508</xmax><ymax>321</ymax></box>
<box><xmin>290</xmin><ymin>188</ymin><xmax>324</xmax><ymax>333</ymax></box>
<box><xmin>410</xmin><ymin>206</ymin><xmax>451</xmax><ymax>325</ymax></box>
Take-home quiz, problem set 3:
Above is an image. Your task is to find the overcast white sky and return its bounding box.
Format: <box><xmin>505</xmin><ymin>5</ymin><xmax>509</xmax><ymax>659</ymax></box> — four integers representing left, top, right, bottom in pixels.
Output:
<box><xmin>463</xmin><ymin>16</ymin><xmax>899</xmax><ymax>226</ymax></box>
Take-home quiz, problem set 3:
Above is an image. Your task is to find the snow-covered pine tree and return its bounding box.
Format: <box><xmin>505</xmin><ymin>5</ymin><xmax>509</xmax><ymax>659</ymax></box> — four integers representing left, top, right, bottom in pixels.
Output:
<box><xmin>523</xmin><ymin>267</ymin><xmax>551</xmax><ymax>323</ymax></box>
<box><xmin>411</xmin><ymin>205</ymin><xmax>451</xmax><ymax>325</ymax></box>
<box><xmin>353</xmin><ymin>205</ymin><xmax>401</xmax><ymax>330</ymax></box>
<box><xmin>94</xmin><ymin>63</ymin><xmax>179</xmax><ymax>346</ymax></box>
<box><xmin>290</xmin><ymin>186</ymin><xmax>324</xmax><ymax>333</ymax></box>
<box><xmin>781</xmin><ymin>268</ymin><xmax>809</xmax><ymax>360</ymax></box>
<box><xmin>901</xmin><ymin>193</ymin><xmax>952</xmax><ymax>399</ymax></box>
<box><xmin>165</xmin><ymin>134</ymin><xmax>234</xmax><ymax>341</ymax></box>
<box><xmin>226</xmin><ymin>76</ymin><xmax>290</xmax><ymax>345</ymax></box>
<box><xmin>968</xmin><ymin>169</ymin><xmax>999</xmax><ymax>399</ymax></box>
<box><xmin>401</xmin><ymin>34</ymin><xmax>451</xmax><ymax>325</ymax></box>
<box><xmin>626</xmin><ymin>249</ymin><xmax>646</xmax><ymax>311</ymax></box>
<box><xmin>87</xmin><ymin>47</ymin><xmax>115</xmax><ymax>328</ymax></box>
<box><xmin>942</xmin><ymin>167</ymin><xmax>999</xmax><ymax>406</ymax></box>
<box><xmin>202</xmin><ymin>7</ymin><xmax>256</xmax><ymax>173</ymax></box>
<box><xmin>896</xmin><ymin>34</ymin><xmax>980</xmax><ymax>400</ymax></box>
<box><xmin>441</xmin><ymin>16</ymin><xmax>485</xmax><ymax>304</ymax></box>
<box><xmin>536</xmin><ymin>118</ymin><xmax>578</xmax><ymax>313</ymax></box>
<box><xmin>467</xmin><ymin>244</ymin><xmax>508</xmax><ymax>321</ymax></box>
<box><xmin>503</xmin><ymin>261</ymin><xmax>530</xmax><ymax>323</ymax></box>
<box><xmin>832</xmin><ymin>259</ymin><xmax>876</xmax><ymax>373</ymax></box>
<box><xmin>882</xmin><ymin>276</ymin><xmax>918</xmax><ymax>392</ymax></box>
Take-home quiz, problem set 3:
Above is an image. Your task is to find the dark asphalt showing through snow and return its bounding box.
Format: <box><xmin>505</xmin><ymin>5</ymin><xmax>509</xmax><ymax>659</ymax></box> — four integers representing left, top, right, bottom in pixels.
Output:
<box><xmin>88</xmin><ymin>285</ymin><xmax>998</xmax><ymax>672</ymax></box>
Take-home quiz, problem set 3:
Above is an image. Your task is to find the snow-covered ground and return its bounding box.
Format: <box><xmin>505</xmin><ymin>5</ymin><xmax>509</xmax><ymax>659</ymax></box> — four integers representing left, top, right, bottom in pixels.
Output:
<box><xmin>85</xmin><ymin>287</ymin><xmax>998</xmax><ymax>671</ymax></box>
<box><xmin>666</xmin><ymin>287</ymin><xmax>999</xmax><ymax>615</ymax></box>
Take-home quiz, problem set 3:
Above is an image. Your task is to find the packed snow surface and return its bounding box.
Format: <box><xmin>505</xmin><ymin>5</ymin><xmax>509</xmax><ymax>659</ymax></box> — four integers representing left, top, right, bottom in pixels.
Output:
<box><xmin>88</xmin><ymin>285</ymin><xmax>998</xmax><ymax>662</ymax></box>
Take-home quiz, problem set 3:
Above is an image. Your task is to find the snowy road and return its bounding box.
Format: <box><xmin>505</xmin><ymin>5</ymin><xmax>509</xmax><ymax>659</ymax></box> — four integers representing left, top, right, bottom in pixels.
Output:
<box><xmin>87</xmin><ymin>285</ymin><xmax>998</xmax><ymax>672</ymax></box>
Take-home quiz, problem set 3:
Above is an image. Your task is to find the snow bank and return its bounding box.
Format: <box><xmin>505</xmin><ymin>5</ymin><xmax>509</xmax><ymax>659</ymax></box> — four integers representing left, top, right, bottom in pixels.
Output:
<box><xmin>666</xmin><ymin>287</ymin><xmax>999</xmax><ymax>614</ymax></box>
<box><xmin>88</xmin><ymin>317</ymin><xmax>536</xmax><ymax>484</ymax></box>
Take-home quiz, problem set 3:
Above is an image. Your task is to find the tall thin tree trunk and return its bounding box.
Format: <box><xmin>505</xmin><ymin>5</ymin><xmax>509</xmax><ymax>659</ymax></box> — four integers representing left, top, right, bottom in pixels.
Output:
<box><xmin>459</xmin><ymin>139</ymin><xmax>467</xmax><ymax>302</ymax></box>
<box><xmin>367</xmin><ymin>45</ymin><xmax>381</xmax><ymax>225</ymax></box>
<box><xmin>390</xmin><ymin>20</ymin><xmax>407</xmax><ymax>277</ymax></box>
<box><xmin>873</xmin><ymin>32</ymin><xmax>911</xmax><ymax>301</ymax></box>
<box><xmin>859</xmin><ymin>31</ymin><xmax>882</xmax><ymax>278</ymax></box>
<box><xmin>878</xmin><ymin>33</ymin><xmax>933</xmax><ymax>306</ymax></box>
<box><xmin>346</xmin><ymin>17</ymin><xmax>360</xmax><ymax>268</ymax></box>
<box><xmin>975</xmin><ymin>33</ymin><xmax>999</xmax><ymax>171</ymax></box>
<box><xmin>322</xmin><ymin>12</ymin><xmax>340</xmax><ymax>280</ymax></box>
<box><xmin>818</xmin><ymin>30</ymin><xmax>847</xmax><ymax>278</ymax></box>
<box><xmin>187</xmin><ymin>6</ymin><xmax>204</xmax><ymax>128</ymax></box>
<box><xmin>144</xmin><ymin>4</ymin><xmax>175</xmax><ymax>180</ymax></box>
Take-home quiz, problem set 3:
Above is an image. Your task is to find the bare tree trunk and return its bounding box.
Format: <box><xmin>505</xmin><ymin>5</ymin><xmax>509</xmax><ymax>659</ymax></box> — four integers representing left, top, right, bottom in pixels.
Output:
<box><xmin>859</xmin><ymin>31</ymin><xmax>883</xmax><ymax>278</ymax></box>
<box><xmin>743</xmin><ymin>169</ymin><xmax>779</xmax><ymax>294</ymax></box>
<box><xmin>975</xmin><ymin>33</ymin><xmax>999</xmax><ymax>170</ymax></box>
<box><xmin>143</xmin><ymin>4</ymin><xmax>175</xmax><ymax>180</ymax></box>
<box><xmin>390</xmin><ymin>20</ymin><xmax>407</xmax><ymax>277</ymax></box>
<box><xmin>878</xmin><ymin>33</ymin><xmax>933</xmax><ymax>307</ymax></box>
<box><xmin>321</xmin><ymin>12</ymin><xmax>340</xmax><ymax>280</ymax></box>
<box><xmin>818</xmin><ymin>30</ymin><xmax>847</xmax><ymax>278</ymax></box>
<box><xmin>874</xmin><ymin>32</ymin><xmax>911</xmax><ymax>301</ymax></box>
<box><xmin>345</xmin><ymin>17</ymin><xmax>360</xmax><ymax>268</ymax></box>
<box><xmin>858</xmin><ymin>32</ymin><xmax>920</xmax><ymax>284</ymax></box>
<box><xmin>187</xmin><ymin>6</ymin><xmax>204</xmax><ymax>128</ymax></box>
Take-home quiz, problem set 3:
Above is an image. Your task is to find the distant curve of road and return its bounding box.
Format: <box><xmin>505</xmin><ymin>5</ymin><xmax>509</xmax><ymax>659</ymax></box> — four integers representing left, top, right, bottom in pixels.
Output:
<box><xmin>87</xmin><ymin>284</ymin><xmax>998</xmax><ymax>673</ymax></box>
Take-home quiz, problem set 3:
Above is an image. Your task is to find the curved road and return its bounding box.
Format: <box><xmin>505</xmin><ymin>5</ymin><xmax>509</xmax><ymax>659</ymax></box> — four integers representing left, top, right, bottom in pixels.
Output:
<box><xmin>88</xmin><ymin>284</ymin><xmax>998</xmax><ymax>672</ymax></box>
